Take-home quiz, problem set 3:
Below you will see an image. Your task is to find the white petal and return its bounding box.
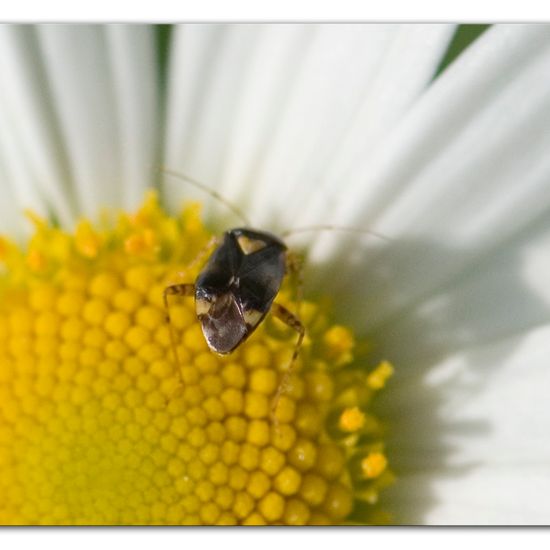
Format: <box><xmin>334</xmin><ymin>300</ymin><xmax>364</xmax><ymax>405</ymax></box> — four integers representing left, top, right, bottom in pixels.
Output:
<box><xmin>281</xmin><ymin>24</ymin><xmax>455</xmax><ymax>229</ymax></box>
<box><xmin>37</xmin><ymin>25</ymin><xmax>158</xmax><ymax>219</ymax></box>
<box><xmin>0</xmin><ymin>137</ymin><xmax>35</xmax><ymax>238</ymax></box>
<box><xmin>163</xmin><ymin>24</ymin><xmax>263</xmax><ymax>221</ymax></box>
<box><xmin>0</xmin><ymin>26</ymin><xmax>76</xmax><ymax>229</ymax></box>
<box><xmin>381</xmin><ymin>324</ymin><xmax>550</xmax><ymax>524</ymax></box>
<box><xmin>371</xmin><ymin>214</ymin><xmax>550</xmax><ymax>374</ymax></box>
<box><xmin>310</xmin><ymin>25</ymin><xmax>550</xmax><ymax>334</ymax></box>
<box><xmin>394</xmin><ymin>468</ymin><xmax>550</xmax><ymax>525</ymax></box>
<box><xmin>163</xmin><ymin>24</ymin><xmax>453</xmax><ymax>227</ymax></box>
<box><xmin>105</xmin><ymin>25</ymin><xmax>159</xmax><ymax>211</ymax></box>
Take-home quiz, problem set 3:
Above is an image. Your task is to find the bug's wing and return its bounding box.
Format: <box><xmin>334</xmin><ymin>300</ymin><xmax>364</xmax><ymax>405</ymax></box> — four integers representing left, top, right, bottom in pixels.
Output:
<box><xmin>198</xmin><ymin>292</ymin><xmax>247</xmax><ymax>354</ymax></box>
<box><xmin>238</xmin><ymin>246</ymin><xmax>286</xmax><ymax>311</ymax></box>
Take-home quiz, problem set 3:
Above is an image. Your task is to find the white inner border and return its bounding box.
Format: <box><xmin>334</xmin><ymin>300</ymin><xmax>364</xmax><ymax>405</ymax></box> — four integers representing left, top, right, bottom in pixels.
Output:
<box><xmin>2</xmin><ymin>1</ymin><xmax>550</xmax><ymax>22</ymax></box>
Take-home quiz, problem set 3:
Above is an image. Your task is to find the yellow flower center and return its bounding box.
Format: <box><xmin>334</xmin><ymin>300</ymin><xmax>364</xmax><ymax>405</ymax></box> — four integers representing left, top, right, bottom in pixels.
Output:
<box><xmin>0</xmin><ymin>193</ymin><xmax>393</xmax><ymax>525</ymax></box>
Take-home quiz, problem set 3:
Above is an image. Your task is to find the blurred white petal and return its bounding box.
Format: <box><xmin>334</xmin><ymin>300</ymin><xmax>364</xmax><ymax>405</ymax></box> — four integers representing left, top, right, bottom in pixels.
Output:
<box><xmin>0</xmin><ymin>26</ymin><xmax>75</xmax><ymax>230</ymax></box>
<box><xmin>164</xmin><ymin>23</ymin><xmax>263</xmax><ymax>215</ymax></box>
<box><xmin>37</xmin><ymin>24</ymin><xmax>158</xmax><ymax>217</ymax></box>
<box><xmin>311</xmin><ymin>25</ymin><xmax>550</xmax><ymax>336</ymax></box>
<box><xmin>105</xmin><ymin>25</ymin><xmax>159</xmax><ymax>210</ymax></box>
<box><xmin>163</xmin><ymin>24</ymin><xmax>454</xmax><ymax>227</ymax></box>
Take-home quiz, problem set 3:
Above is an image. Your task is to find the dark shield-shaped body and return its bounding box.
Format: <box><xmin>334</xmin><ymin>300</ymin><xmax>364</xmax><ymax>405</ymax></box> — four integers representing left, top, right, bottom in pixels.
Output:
<box><xmin>194</xmin><ymin>228</ymin><xmax>287</xmax><ymax>354</ymax></box>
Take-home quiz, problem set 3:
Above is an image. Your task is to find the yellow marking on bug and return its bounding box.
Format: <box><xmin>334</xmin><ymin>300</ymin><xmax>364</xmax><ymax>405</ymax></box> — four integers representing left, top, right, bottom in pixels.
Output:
<box><xmin>237</xmin><ymin>235</ymin><xmax>267</xmax><ymax>255</ymax></box>
<box><xmin>243</xmin><ymin>309</ymin><xmax>263</xmax><ymax>327</ymax></box>
<box><xmin>195</xmin><ymin>297</ymin><xmax>211</xmax><ymax>316</ymax></box>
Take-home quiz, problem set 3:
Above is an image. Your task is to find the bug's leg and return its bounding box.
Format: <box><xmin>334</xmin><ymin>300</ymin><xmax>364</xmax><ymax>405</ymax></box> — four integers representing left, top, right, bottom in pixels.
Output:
<box><xmin>286</xmin><ymin>251</ymin><xmax>304</xmax><ymax>319</ymax></box>
<box><xmin>163</xmin><ymin>283</ymin><xmax>195</xmax><ymax>396</ymax></box>
<box><xmin>270</xmin><ymin>302</ymin><xmax>305</xmax><ymax>425</ymax></box>
<box><xmin>176</xmin><ymin>235</ymin><xmax>220</xmax><ymax>281</ymax></box>
<box><xmin>161</xmin><ymin>236</ymin><xmax>218</xmax><ymax>401</ymax></box>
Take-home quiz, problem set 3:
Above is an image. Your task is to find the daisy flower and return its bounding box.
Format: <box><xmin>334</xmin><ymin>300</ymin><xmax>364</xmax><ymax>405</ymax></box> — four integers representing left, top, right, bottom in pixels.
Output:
<box><xmin>0</xmin><ymin>23</ymin><xmax>548</xmax><ymax>525</ymax></box>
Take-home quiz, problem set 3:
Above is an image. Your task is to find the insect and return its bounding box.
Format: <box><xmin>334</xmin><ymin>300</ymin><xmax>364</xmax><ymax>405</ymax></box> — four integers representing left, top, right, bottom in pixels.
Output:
<box><xmin>161</xmin><ymin>170</ymin><xmax>305</xmax><ymax>418</ymax></box>
<box><xmin>161</xmin><ymin>168</ymin><xmax>389</xmax><ymax>418</ymax></box>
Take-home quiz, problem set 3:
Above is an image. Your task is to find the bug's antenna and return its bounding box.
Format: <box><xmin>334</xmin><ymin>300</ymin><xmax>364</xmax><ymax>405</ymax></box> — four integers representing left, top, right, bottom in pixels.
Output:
<box><xmin>160</xmin><ymin>167</ymin><xmax>251</xmax><ymax>227</ymax></box>
<box><xmin>281</xmin><ymin>224</ymin><xmax>392</xmax><ymax>242</ymax></box>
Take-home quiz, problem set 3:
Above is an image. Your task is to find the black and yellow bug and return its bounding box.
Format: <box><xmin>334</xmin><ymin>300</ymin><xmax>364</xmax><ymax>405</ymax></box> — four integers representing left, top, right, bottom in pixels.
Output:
<box><xmin>163</xmin><ymin>227</ymin><xmax>304</xmax><ymax>357</ymax></box>
<box><xmin>161</xmin><ymin>169</ymin><xmax>305</xmax><ymax>415</ymax></box>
